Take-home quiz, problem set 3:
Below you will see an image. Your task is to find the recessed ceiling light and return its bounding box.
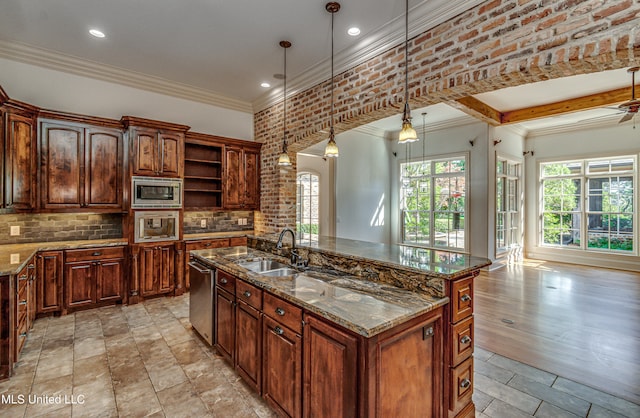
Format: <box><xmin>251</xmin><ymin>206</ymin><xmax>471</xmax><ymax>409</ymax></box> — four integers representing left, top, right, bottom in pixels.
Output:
<box><xmin>261</xmin><ymin>82</ymin><xmax>271</xmax><ymax>88</ymax></box>
<box><xmin>347</xmin><ymin>27</ymin><xmax>360</xmax><ymax>36</ymax></box>
<box><xmin>89</xmin><ymin>29</ymin><xmax>105</xmax><ymax>38</ymax></box>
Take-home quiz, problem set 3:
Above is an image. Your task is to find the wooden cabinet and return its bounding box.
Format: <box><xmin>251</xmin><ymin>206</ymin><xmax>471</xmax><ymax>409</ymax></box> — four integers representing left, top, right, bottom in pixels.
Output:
<box><xmin>40</xmin><ymin>121</ymin><xmax>123</xmax><ymax>210</ymax></box>
<box><xmin>0</xmin><ymin>274</ymin><xmax>10</xmax><ymax>380</ymax></box>
<box><xmin>184</xmin><ymin>133</ymin><xmax>224</xmax><ymax>209</ymax></box>
<box><xmin>214</xmin><ymin>270</ymin><xmax>236</xmax><ymax>363</ymax></box>
<box><xmin>137</xmin><ymin>243</ymin><xmax>176</xmax><ymax>297</ymax></box>
<box><xmin>224</xmin><ymin>144</ymin><xmax>261</xmax><ymax>210</ymax></box>
<box><xmin>36</xmin><ymin>250</ymin><xmax>63</xmax><ymax>314</ymax></box>
<box><xmin>14</xmin><ymin>258</ymin><xmax>35</xmax><ymax>359</ymax></box>
<box><xmin>3</xmin><ymin>111</ymin><xmax>37</xmax><ymax>210</ymax></box>
<box><xmin>303</xmin><ymin>313</ymin><xmax>358</xmax><ymax>418</ymax></box>
<box><xmin>64</xmin><ymin>247</ymin><xmax>125</xmax><ymax>311</ymax></box>
<box><xmin>122</xmin><ymin>117</ymin><xmax>189</xmax><ymax>178</ymax></box>
<box><xmin>235</xmin><ymin>280</ymin><xmax>263</xmax><ymax>392</ymax></box>
<box><xmin>184</xmin><ymin>238</ymin><xmax>233</xmax><ymax>290</ymax></box>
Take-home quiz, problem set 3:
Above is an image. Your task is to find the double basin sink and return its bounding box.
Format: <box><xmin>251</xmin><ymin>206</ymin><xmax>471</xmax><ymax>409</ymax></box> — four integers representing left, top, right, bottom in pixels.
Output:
<box><xmin>238</xmin><ymin>259</ymin><xmax>299</xmax><ymax>277</ymax></box>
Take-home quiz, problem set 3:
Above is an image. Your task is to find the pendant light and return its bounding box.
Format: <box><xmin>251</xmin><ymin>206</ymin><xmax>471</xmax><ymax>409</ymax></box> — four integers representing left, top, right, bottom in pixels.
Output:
<box><xmin>398</xmin><ymin>0</ymin><xmax>418</xmax><ymax>143</ymax></box>
<box><xmin>324</xmin><ymin>2</ymin><xmax>340</xmax><ymax>158</ymax></box>
<box><xmin>277</xmin><ymin>40</ymin><xmax>292</xmax><ymax>166</ymax></box>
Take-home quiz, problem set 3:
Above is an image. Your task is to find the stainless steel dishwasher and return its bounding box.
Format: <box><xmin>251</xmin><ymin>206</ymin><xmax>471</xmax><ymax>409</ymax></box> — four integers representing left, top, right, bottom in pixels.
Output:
<box><xmin>189</xmin><ymin>259</ymin><xmax>214</xmax><ymax>345</ymax></box>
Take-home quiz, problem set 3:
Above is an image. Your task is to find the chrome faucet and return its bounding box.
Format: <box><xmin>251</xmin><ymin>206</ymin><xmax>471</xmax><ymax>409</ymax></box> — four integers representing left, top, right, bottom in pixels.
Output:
<box><xmin>276</xmin><ymin>228</ymin><xmax>308</xmax><ymax>268</ymax></box>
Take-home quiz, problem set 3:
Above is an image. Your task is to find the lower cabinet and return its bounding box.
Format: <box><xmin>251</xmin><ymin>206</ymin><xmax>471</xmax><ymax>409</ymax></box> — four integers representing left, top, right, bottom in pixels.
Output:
<box><xmin>136</xmin><ymin>244</ymin><xmax>176</xmax><ymax>298</ymax></box>
<box><xmin>14</xmin><ymin>258</ymin><xmax>36</xmax><ymax>359</ymax></box>
<box><xmin>235</xmin><ymin>279</ymin><xmax>262</xmax><ymax>392</ymax></box>
<box><xmin>64</xmin><ymin>247</ymin><xmax>125</xmax><ymax>311</ymax></box>
<box><xmin>184</xmin><ymin>236</ymin><xmax>247</xmax><ymax>290</ymax></box>
<box><xmin>36</xmin><ymin>251</ymin><xmax>63</xmax><ymax>314</ymax></box>
<box><xmin>0</xmin><ymin>275</ymin><xmax>10</xmax><ymax>380</ymax></box>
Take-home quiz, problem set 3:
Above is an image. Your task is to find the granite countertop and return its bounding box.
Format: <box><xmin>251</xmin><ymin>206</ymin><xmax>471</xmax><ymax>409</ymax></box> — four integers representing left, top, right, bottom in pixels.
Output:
<box><xmin>183</xmin><ymin>231</ymin><xmax>252</xmax><ymax>241</ymax></box>
<box><xmin>0</xmin><ymin>239</ymin><xmax>128</xmax><ymax>276</ymax></box>
<box><xmin>191</xmin><ymin>246</ymin><xmax>449</xmax><ymax>338</ymax></box>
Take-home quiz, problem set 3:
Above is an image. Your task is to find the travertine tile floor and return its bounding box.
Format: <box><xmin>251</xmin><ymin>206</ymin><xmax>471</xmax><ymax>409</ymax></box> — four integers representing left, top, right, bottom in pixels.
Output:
<box><xmin>0</xmin><ymin>294</ymin><xmax>638</xmax><ymax>418</ymax></box>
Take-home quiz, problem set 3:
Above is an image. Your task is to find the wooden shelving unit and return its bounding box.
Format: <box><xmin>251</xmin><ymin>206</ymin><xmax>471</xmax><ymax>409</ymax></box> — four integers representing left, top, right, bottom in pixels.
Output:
<box><xmin>184</xmin><ymin>136</ymin><xmax>223</xmax><ymax>209</ymax></box>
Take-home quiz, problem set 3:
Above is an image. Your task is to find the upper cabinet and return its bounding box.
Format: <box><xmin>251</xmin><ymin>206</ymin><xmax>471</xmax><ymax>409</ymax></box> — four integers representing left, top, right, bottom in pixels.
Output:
<box><xmin>40</xmin><ymin>118</ymin><xmax>124</xmax><ymax>211</ymax></box>
<box><xmin>1</xmin><ymin>94</ymin><xmax>39</xmax><ymax>211</ymax></box>
<box><xmin>224</xmin><ymin>143</ymin><xmax>261</xmax><ymax>210</ymax></box>
<box><xmin>122</xmin><ymin>116</ymin><xmax>189</xmax><ymax>178</ymax></box>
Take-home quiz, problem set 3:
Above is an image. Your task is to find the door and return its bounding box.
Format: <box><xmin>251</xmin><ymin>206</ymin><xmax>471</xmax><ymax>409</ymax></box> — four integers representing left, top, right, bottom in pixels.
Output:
<box><xmin>224</xmin><ymin>145</ymin><xmax>242</xmax><ymax>209</ymax></box>
<box><xmin>262</xmin><ymin>315</ymin><xmax>302</xmax><ymax>418</ymax></box>
<box><xmin>5</xmin><ymin>113</ymin><xmax>36</xmax><ymax>210</ymax></box>
<box><xmin>157</xmin><ymin>245</ymin><xmax>175</xmax><ymax>294</ymax></box>
<box><xmin>158</xmin><ymin>131</ymin><xmax>182</xmax><ymax>177</ymax></box>
<box><xmin>215</xmin><ymin>287</ymin><xmax>235</xmax><ymax>363</ymax></box>
<box><xmin>65</xmin><ymin>262</ymin><xmax>96</xmax><ymax>308</ymax></box>
<box><xmin>132</xmin><ymin>128</ymin><xmax>158</xmax><ymax>175</ymax></box>
<box><xmin>96</xmin><ymin>258</ymin><xmax>124</xmax><ymax>302</ymax></box>
<box><xmin>85</xmin><ymin>128</ymin><xmax>123</xmax><ymax>208</ymax></box>
<box><xmin>139</xmin><ymin>245</ymin><xmax>158</xmax><ymax>297</ymax></box>
<box><xmin>236</xmin><ymin>300</ymin><xmax>262</xmax><ymax>391</ymax></box>
<box><xmin>41</xmin><ymin>123</ymin><xmax>84</xmax><ymax>208</ymax></box>
<box><xmin>36</xmin><ymin>251</ymin><xmax>63</xmax><ymax>314</ymax></box>
<box><xmin>244</xmin><ymin>148</ymin><xmax>260</xmax><ymax>209</ymax></box>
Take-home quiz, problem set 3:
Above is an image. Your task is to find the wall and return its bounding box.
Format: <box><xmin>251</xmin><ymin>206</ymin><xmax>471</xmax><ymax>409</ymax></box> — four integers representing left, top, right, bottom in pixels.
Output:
<box><xmin>0</xmin><ymin>213</ymin><xmax>122</xmax><ymax>245</ymax></box>
<box><xmin>0</xmin><ymin>58</ymin><xmax>253</xmax><ymax>139</ymax></box>
<box><xmin>335</xmin><ymin>130</ymin><xmax>392</xmax><ymax>244</ymax></box>
<box><xmin>183</xmin><ymin>211</ymin><xmax>254</xmax><ymax>235</ymax></box>
<box><xmin>253</xmin><ymin>0</ymin><xmax>640</xmax><ymax>235</ymax></box>
<box><xmin>525</xmin><ymin>122</ymin><xmax>640</xmax><ymax>271</ymax></box>
<box><xmin>296</xmin><ymin>154</ymin><xmax>333</xmax><ymax>238</ymax></box>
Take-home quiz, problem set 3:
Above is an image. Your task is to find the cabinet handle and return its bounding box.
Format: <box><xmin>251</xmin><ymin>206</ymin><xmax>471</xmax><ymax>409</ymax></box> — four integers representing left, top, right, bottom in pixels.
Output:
<box><xmin>460</xmin><ymin>335</ymin><xmax>472</xmax><ymax>345</ymax></box>
<box><xmin>219</xmin><ymin>278</ymin><xmax>228</xmax><ymax>285</ymax></box>
<box><xmin>275</xmin><ymin>307</ymin><xmax>285</xmax><ymax>316</ymax></box>
<box><xmin>460</xmin><ymin>378</ymin><xmax>471</xmax><ymax>389</ymax></box>
<box><xmin>274</xmin><ymin>326</ymin><xmax>284</xmax><ymax>335</ymax></box>
<box><xmin>243</xmin><ymin>290</ymin><xmax>251</xmax><ymax>298</ymax></box>
<box><xmin>19</xmin><ymin>275</ymin><xmax>27</xmax><ymax>281</ymax></box>
<box><xmin>460</xmin><ymin>294</ymin><xmax>471</xmax><ymax>303</ymax></box>
<box><xmin>19</xmin><ymin>332</ymin><xmax>27</xmax><ymax>338</ymax></box>
<box><xmin>205</xmin><ymin>243</ymin><xmax>211</xmax><ymax>247</ymax></box>
<box><xmin>19</xmin><ymin>300</ymin><xmax>27</xmax><ymax>305</ymax></box>
<box><xmin>92</xmin><ymin>252</ymin><xmax>102</xmax><ymax>256</ymax></box>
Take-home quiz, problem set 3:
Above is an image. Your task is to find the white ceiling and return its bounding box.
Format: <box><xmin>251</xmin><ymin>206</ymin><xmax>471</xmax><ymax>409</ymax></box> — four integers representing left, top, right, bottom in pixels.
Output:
<box><xmin>0</xmin><ymin>0</ymin><xmax>636</xmax><ymax>136</ymax></box>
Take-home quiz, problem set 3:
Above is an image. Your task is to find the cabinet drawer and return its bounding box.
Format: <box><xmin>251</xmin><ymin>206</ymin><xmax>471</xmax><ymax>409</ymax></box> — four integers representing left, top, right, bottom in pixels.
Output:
<box><xmin>229</xmin><ymin>236</ymin><xmax>247</xmax><ymax>246</ymax></box>
<box><xmin>216</xmin><ymin>270</ymin><xmax>236</xmax><ymax>293</ymax></box>
<box><xmin>451</xmin><ymin>316</ymin><xmax>474</xmax><ymax>366</ymax></box>
<box><xmin>17</xmin><ymin>267</ymin><xmax>29</xmax><ymax>293</ymax></box>
<box><xmin>451</xmin><ymin>277</ymin><xmax>473</xmax><ymax>323</ymax></box>
<box><xmin>237</xmin><ymin>280</ymin><xmax>262</xmax><ymax>310</ymax></box>
<box><xmin>449</xmin><ymin>356</ymin><xmax>473</xmax><ymax>413</ymax></box>
<box><xmin>263</xmin><ymin>292</ymin><xmax>302</xmax><ymax>334</ymax></box>
<box><xmin>187</xmin><ymin>239</ymin><xmax>230</xmax><ymax>251</ymax></box>
<box><xmin>16</xmin><ymin>291</ymin><xmax>28</xmax><ymax>324</ymax></box>
<box><xmin>65</xmin><ymin>246</ymin><xmax>125</xmax><ymax>262</ymax></box>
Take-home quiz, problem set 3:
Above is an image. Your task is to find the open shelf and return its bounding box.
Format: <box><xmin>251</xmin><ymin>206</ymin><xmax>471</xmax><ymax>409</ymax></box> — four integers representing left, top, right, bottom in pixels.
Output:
<box><xmin>184</xmin><ymin>139</ymin><xmax>224</xmax><ymax>209</ymax></box>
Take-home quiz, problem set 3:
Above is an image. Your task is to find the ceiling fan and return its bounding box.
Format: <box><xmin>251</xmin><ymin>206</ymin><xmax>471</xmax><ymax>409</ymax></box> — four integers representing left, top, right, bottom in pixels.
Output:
<box><xmin>612</xmin><ymin>66</ymin><xmax>639</xmax><ymax>123</ymax></box>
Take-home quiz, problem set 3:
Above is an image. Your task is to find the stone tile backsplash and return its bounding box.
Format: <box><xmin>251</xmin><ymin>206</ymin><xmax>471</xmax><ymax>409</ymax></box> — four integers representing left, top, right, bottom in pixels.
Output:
<box><xmin>183</xmin><ymin>211</ymin><xmax>254</xmax><ymax>235</ymax></box>
<box><xmin>0</xmin><ymin>213</ymin><xmax>123</xmax><ymax>245</ymax></box>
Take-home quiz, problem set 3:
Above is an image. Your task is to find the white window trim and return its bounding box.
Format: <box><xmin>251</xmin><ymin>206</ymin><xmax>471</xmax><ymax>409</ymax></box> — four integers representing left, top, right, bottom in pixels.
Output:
<box><xmin>495</xmin><ymin>153</ymin><xmax>523</xmax><ymax>259</ymax></box>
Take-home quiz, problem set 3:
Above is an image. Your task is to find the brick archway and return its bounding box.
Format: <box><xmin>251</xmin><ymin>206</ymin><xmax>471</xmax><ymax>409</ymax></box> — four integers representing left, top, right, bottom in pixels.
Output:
<box><xmin>254</xmin><ymin>0</ymin><xmax>640</xmax><ymax>234</ymax></box>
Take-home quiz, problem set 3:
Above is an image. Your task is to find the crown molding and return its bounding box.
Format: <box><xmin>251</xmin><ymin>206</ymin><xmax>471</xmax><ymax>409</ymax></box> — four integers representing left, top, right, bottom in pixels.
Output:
<box><xmin>0</xmin><ymin>40</ymin><xmax>253</xmax><ymax>113</ymax></box>
<box><xmin>523</xmin><ymin>114</ymin><xmax>624</xmax><ymax>138</ymax></box>
<box><xmin>252</xmin><ymin>0</ymin><xmax>485</xmax><ymax>112</ymax></box>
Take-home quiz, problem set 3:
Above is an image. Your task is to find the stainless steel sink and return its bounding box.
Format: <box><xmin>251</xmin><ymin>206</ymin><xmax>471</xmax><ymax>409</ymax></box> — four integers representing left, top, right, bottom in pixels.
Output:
<box><xmin>238</xmin><ymin>259</ymin><xmax>290</xmax><ymax>273</ymax></box>
<box><xmin>260</xmin><ymin>267</ymin><xmax>299</xmax><ymax>277</ymax></box>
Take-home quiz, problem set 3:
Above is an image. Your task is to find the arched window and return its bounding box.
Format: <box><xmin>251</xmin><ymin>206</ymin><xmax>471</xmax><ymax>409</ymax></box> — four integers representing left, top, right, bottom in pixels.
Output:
<box><xmin>297</xmin><ymin>172</ymin><xmax>320</xmax><ymax>245</ymax></box>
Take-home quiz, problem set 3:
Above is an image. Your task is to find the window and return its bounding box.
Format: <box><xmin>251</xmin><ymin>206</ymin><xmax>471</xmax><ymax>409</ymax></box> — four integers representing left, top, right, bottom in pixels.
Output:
<box><xmin>496</xmin><ymin>157</ymin><xmax>522</xmax><ymax>254</ymax></box>
<box><xmin>540</xmin><ymin>156</ymin><xmax>635</xmax><ymax>253</ymax></box>
<box><xmin>400</xmin><ymin>155</ymin><xmax>467</xmax><ymax>251</ymax></box>
<box><xmin>296</xmin><ymin>172</ymin><xmax>319</xmax><ymax>245</ymax></box>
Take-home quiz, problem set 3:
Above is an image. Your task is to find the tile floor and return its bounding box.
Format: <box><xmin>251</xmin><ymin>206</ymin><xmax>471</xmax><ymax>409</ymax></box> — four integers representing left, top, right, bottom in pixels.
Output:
<box><xmin>0</xmin><ymin>294</ymin><xmax>638</xmax><ymax>418</ymax></box>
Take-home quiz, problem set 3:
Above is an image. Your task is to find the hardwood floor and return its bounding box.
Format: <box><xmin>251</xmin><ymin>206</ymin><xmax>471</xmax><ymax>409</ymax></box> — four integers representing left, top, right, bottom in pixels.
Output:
<box><xmin>474</xmin><ymin>259</ymin><xmax>640</xmax><ymax>405</ymax></box>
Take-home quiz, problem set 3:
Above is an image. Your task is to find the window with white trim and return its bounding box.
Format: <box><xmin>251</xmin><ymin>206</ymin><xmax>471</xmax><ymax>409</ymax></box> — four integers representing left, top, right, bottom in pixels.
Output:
<box><xmin>296</xmin><ymin>172</ymin><xmax>319</xmax><ymax>245</ymax></box>
<box><xmin>540</xmin><ymin>156</ymin><xmax>635</xmax><ymax>253</ymax></box>
<box><xmin>400</xmin><ymin>155</ymin><xmax>467</xmax><ymax>251</ymax></box>
<box><xmin>496</xmin><ymin>157</ymin><xmax>522</xmax><ymax>254</ymax></box>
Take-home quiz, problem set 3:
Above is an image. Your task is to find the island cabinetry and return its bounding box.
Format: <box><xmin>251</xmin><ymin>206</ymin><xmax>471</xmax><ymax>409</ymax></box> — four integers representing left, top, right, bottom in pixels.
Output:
<box><xmin>14</xmin><ymin>258</ymin><xmax>36</xmax><ymax>359</ymax></box>
<box><xmin>184</xmin><ymin>238</ymin><xmax>238</xmax><ymax>290</ymax></box>
<box><xmin>446</xmin><ymin>274</ymin><xmax>475</xmax><ymax>417</ymax></box>
<box><xmin>122</xmin><ymin>116</ymin><xmax>188</xmax><ymax>178</ymax></box>
<box><xmin>36</xmin><ymin>250</ymin><xmax>64</xmax><ymax>314</ymax></box>
<box><xmin>235</xmin><ymin>279</ymin><xmax>263</xmax><ymax>392</ymax></box>
<box><xmin>64</xmin><ymin>247</ymin><xmax>125</xmax><ymax>311</ymax></box>
<box><xmin>40</xmin><ymin>120</ymin><xmax>123</xmax><ymax>210</ymax></box>
<box><xmin>214</xmin><ymin>270</ymin><xmax>236</xmax><ymax>363</ymax></box>
<box><xmin>262</xmin><ymin>293</ymin><xmax>302</xmax><ymax>418</ymax></box>
<box><xmin>224</xmin><ymin>144</ymin><xmax>261</xmax><ymax>210</ymax></box>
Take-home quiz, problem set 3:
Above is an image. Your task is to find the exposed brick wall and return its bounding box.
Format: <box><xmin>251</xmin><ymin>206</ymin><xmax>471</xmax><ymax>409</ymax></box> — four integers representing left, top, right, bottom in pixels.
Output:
<box><xmin>254</xmin><ymin>0</ymin><xmax>640</xmax><ymax>234</ymax></box>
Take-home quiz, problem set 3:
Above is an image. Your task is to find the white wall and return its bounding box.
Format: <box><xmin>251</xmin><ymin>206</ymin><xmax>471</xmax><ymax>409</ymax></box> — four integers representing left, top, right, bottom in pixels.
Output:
<box><xmin>334</xmin><ymin>130</ymin><xmax>392</xmax><ymax>244</ymax></box>
<box><xmin>525</xmin><ymin>122</ymin><xmax>640</xmax><ymax>271</ymax></box>
<box><xmin>0</xmin><ymin>58</ymin><xmax>254</xmax><ymax>139</ymax></box>
<box><xmin>296</xmin><ymin>153</ymin><xmax>333</xmax><ymax>237</ymax></box>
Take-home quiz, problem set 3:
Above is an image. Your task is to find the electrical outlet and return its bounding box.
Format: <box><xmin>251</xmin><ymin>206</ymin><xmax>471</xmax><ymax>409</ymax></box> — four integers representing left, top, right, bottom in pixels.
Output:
<box><xmin>10</xmin><ymin>226</ymin><xmax>20</xmax><ymax>236</ymax></box>
<box><xmin>237</xmin><ymin>218</ymin><xmax>243</xmax><ymax>225</ymax></box>
<box><xmin>200</xmin><ymin>219</ymin><xmax>207</xmax><ymax>228</ymax></box>
<box><xmin>10</xmin><ymin>254</ymin><xmax>20</xmax><ymax>264</ymax></box>
<box><xmin>242</xmin><ymin>218</ymin><xmax>248</xmax><ymax>225</ymax></box>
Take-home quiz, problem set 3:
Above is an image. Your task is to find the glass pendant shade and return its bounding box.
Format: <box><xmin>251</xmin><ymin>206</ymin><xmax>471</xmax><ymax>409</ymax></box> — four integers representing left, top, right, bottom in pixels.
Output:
<box><xmin>324</xmin><ymin>130</ymin><xmax>339</xmax><ymax>158</ymax></box>
<box><xmin>278</xmin><ymin>149</ymin><xmax>291</xmax><ymax>166</ymax></box>
<box><xmin>399</xmin><ymin>119</ymin><xmax>418</xmax><ymax>143</ymax></box>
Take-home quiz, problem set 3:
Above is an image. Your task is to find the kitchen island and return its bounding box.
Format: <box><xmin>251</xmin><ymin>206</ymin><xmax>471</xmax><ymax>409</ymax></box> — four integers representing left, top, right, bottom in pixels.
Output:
<box><xmin>191</xmin><ymin>235</ymin><xmax>491</xmax><ymax>418</ymax></box>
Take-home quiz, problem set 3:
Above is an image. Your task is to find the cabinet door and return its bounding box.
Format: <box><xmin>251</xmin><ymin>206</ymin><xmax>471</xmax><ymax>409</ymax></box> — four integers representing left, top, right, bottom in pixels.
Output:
<box><xmin>224</xmin><ymin>145</ymin><xmax>242</xmax><ymax>209</ymax></box>
<box><xmin>85</xmin><ymin>128</ymin><xmax>123</xmax><ymax>208</ymax></box>
<box><xmin>303</xmin><ymin>314</ymin><xmax>358</xmax><ymax>418</ymax></box>
<box><xmin>262</xmin><ymin>315</ymin><xmax>302</xmax><ymax>418</ymax></box>
<box><xmin>243</xmin><ymin>148</ymin><xmax>260</xmax><ymax>209</ymax></box>
<box><xmin>376</xmin><ymin>317</ymin><xmax>442</xmax><ymax>417</ymax></box>
<box><xmin>65</xmin><ymin>262</ymin><xmax>96</xmax><ymax>308</ymax></box>
<box><xmin>36</xmin><ymin>251</ymin><xmax>63</xmax><ymax>314</ymax></box>
<box><xmin>132</xmin><ymin>128</ymin><xmax>158</xmax><ymax>175</ymax></box>
<box><xmin>5</xmin><ymin>113</ymin><xmax>36</xmax><ymax>210</ymax></box>
<box><xmin>157</xmin><ymin>245</ymin><xmax>175</xmax><ymax>294</ymax></box>
<box><xmin>236</xmin><ymin>300</ymin><xmax>262</xmax><ymax>392</ymax></box>
<box><xmin>96</xmin><ymin>258</ymin><xmax>124</xmax><ymax>303</ymax></box>
<box><xmin>158</xmin><ymin>131</ymin><xmax>182</xmax><ymax>177</ymax></box>
<box><xmin>215</xmin><ymin>287</ymin><xmax>235</xmax><ymax>363</ymax></box>
<box><xmin>139</xmin><ymin>246</ymin><xmax>158</xmax><ymax>297</ymax></box>
<box><xmin>41</xmin><ymin>124</ymin><xmax>84</xmax><ymax>208</ymax></box>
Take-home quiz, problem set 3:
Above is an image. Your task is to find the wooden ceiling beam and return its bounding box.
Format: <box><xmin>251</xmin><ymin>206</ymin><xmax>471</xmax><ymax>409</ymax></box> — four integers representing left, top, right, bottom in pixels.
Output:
<box><xmin>448</xmin><ymin>96</ymin><xmax>502</xmax><ymax>126</ymax></box>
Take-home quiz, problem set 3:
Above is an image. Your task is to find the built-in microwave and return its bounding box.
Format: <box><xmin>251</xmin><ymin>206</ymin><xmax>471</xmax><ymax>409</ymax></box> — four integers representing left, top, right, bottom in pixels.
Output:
<box><xmin>134</xmin><ymin>210</ymin><xmax>180</xmax><ymax>243</ymax></box>
<box><xmin>131</xmin><ymin>176</ymin><xmax>182</xmax><ymax>208</ymax></box>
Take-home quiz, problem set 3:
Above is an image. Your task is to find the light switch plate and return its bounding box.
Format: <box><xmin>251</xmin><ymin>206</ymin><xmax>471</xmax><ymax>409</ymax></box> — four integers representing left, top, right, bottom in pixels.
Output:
<box><xmin>10</xmin><ymin>254</ymin><xmax>20</xmax><ymax>264</ymax></box>
<box><xmin>200</xmin><ymin>219</ymin><xmax>207</xmax><ymax>228</ymax></box>
<box><xmin>10</xmin><ymin>225</ymin><xmax>20</xmax><ymax>236</ymax></box>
